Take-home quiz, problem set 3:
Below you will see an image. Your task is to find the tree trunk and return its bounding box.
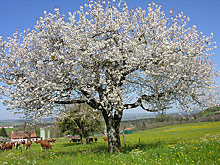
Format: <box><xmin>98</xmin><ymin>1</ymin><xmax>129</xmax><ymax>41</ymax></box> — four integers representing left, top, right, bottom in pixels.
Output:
<box><xmin>80</xmin><ymin>134</ymin><xmax>83</xmax><ymax>145</ymax></box>
<box><xmin>106</xmin><ymin>122</ymin><xmax>122</xmax><ymax>153</ymax></box>
<box><xmin>80</xmin><ymin>134</ymin><xmax>88</xmax><ymax>145</ymax></box>
<box><xmin>102</xmin><ymin>110</ymin><xmax>123</xmax><ymax>153</ymax></box>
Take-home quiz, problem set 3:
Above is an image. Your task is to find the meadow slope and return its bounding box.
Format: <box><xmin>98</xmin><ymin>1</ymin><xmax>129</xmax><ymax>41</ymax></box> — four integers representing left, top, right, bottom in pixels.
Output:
<box><xmin>1</xmin><ymin>121</ymin><xmax>220</xmax><ymax>164</ymax></box>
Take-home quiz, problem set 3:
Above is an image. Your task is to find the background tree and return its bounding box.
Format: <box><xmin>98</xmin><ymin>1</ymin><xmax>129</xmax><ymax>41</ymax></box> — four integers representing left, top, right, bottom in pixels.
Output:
<box><xmin>0</xmin><ymin>127</ymin><xmax>8</xmax><ymax>137</ymax></box>
<box><xmin>56</xmin><ymin>103</ymin><xmax>103</xmax><ymax>144</ymax></box>
<box><xmin>22</xmin><ymin>122</ymin><xmax>33</xmax><ymax>141</ymax></box>
<box><xmin>0</xmin><ymin>0</ymin><xmax>219</xmax><ymax>153</ymax></box>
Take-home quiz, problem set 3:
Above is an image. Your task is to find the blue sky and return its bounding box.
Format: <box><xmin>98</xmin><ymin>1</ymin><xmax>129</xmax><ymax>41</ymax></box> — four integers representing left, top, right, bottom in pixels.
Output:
<box><xmin>0</xmin><ymin>0</ymin><xmax>220</xmax><ymax>120</ymax></box>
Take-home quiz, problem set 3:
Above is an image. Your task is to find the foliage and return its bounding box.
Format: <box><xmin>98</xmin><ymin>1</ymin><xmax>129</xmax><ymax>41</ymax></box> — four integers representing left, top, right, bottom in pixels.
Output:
<box><xmin>196</xmin><ymin>106</ymin><xmax>220</xmax><ymax>117</ymax></box>
<box><xmin>121</xmin><ymin>107</ymin><xmax>220</xmax><ymax>131</ymax></box>
<box><xmin>35</xmin><ymin>127</ymin><xmax>40</xmax><ymax>137</ymax></box>
<box><xmin>4</xmin><ymin>128</ymin><xmax>18</xmax><ymax>135</ymax></box>
<box><xmin>0</xmin><ymin>0</ymin><xmax>218</xmax><ymax>152</ymax></box>
<box><xmin>155</xmin><ymin>114</ymin><xmax>173</xmax><ymax>122</ymax></box>
<box><xmin>0</xmin><ymin>127</ymin><xmax>8</xmax><ymax>137</ymax></box>
<box><xmin>56</xmin><ymin>103</ymin><xmax>103</xmax><ymax>143</ymax></box>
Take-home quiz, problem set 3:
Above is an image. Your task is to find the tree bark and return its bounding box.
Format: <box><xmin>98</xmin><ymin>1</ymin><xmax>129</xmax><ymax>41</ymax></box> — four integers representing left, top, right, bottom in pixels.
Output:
<box><xmin>102</xmin><ymin>110</ymin><xmax>123</xmax><ymax>153</ymax></box>
<box><xmin>79</xmin><ymin>134</ymin><xmax>83</xmax><ymax>145</ymax></box>
<box><xmin>80</xmin><ymin>133</ymin><xmax>88</xmax><ymax>145</ymax></box>
<box><xmin>106</xmin><ymin>122</ymin><xmax>122</xmax><ymax>153</ymax></box>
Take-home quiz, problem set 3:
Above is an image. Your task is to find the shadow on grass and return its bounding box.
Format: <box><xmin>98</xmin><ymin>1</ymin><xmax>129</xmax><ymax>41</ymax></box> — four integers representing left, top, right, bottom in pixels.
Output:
<box><xmin>54</xmin><ymin>142</ymin><xmax>109</xmax><ymax>156</ymax></box>
<box><xmin>54</xmin><ymin>140</ymin><xmax>166</xmax><ymax>156</ymax></box>
<box><xmin>123</xmin><ymin>140</ymin><xmax>166</xmax><ymax>153</ymax></box>
<box><xmin>62</xmin><ymin>143</ymin><xmax>82</xmax><ymax>147</ymax></box>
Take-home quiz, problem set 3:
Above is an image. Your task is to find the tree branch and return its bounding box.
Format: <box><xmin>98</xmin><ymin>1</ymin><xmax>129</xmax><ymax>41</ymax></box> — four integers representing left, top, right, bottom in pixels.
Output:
<box><xmin>54</xmin><ymin>100</ymin><xmax>86</xmax><ymax>104</ymax></box>
<box><xmin>80</xmin><ymin>89</ymin><xmax>103</xmax><ymax>111</ymax></box>
<box><xmin>123</xmin><ymin>90</ymin><xmax>173</xmax><ymax>112</ymax></box>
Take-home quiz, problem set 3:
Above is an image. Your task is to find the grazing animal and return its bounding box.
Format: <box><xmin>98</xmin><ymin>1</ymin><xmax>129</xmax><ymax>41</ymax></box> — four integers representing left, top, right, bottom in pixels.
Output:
<box><xmin>21</xmin><ymin>140</ymin><xmax>26</xmax><ymax>147</ymax></box>
<box><xmin>41</xmin><ymin>140</ymin><xmax>52</xmax><ymax>152</ymax></box>
<box><xmin>89</xmin><ymin>138</ymin><xmax>94</xmax><ymax>143</ymax></box>
<box><xmin>70</xmin><ymin>138</ymin><xmax>80</xmax><ymax>143</ymax></box>
<box><xmin>48</xmin><ymin>139</ymin><xmax>53</xmax><ymax>143</ymax></box>
<box><xmin>35</xmin><ymin>140</ymin><xmax>41</xmax><ymax>144</ymax></box>
<box><xmin>94</xmin><ymin>137</ymin><xmax>98</xmax><ymax>142</ymax></box>
<box><xmin>11</xmin><ymin>141</ymin><xmax>16</xmax><ymax>147</ymax></box>
<box><xmin>47</xmin><ymin>139</ymin><xmax>56</xmax><ymax>143</ymax></box>
<box><xmin>4</xmin><ymin>143</ymin><xmax>13</xmax><ymax>151</ymax></box>
<box><xmin>103</xmin><ymin>137</ymin><xmax>108</xmax><ymax>141</ymax></box>
<box><xmin>14</xmin><ymin>141</ymin><xmax>20</xmax><ymax>149</ymax></box>
<box><xmin>25</xmin><ymin>141</ymin><xmax>32</xmax><ymax>150</ymax></box>
<box><xmin>0</xmin><ymin>143</ymin><xmax>4</xmax><ymax>151</ymax></box>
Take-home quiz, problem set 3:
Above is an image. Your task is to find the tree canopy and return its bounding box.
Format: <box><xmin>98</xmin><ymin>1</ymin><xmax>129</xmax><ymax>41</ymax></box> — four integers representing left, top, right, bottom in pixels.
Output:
<box><xmin>0</xmin><ymin>127</ymin><xmax>8</xmax><ymax>137</ymax></box>
<box><xmin>0</xmin><ymin>0</ymin><xmax>219</xmax><ymax>152</ymax></box>
<box><xmin>56</xmin><ymin>103</ymin><xmax>103</xmax><ymax>144</ymax></box>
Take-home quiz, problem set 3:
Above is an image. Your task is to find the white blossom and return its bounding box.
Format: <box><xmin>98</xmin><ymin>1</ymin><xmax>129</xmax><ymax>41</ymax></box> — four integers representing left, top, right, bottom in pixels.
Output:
<box><xmin>0</xmin><ymin>0</ymin><xmax>219</xmax><ymax>122</ymax></box>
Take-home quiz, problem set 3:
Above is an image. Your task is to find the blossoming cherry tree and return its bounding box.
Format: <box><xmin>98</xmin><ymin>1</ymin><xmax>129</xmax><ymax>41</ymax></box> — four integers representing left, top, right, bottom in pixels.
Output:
<box><xmin>0</xmin><ymin>1</ymin><xmax>218</xmax><ymax>153</ymax></box>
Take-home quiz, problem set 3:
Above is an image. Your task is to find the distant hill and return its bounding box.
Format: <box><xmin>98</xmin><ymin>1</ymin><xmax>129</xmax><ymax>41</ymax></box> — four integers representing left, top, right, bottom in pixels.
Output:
<box><xmin>0</xmin><ymin>114</ymin><xmax>155</xmax><ymax>125</ymax></box>
<box><xmin>1</xmin><ymin>107</ymin><xmax>219</xmax><ymax>126</ymax></box>
<box><xmin>192</xmin><ymin>107</ymin><xmax>220</xmax><ymax>118</ymax></box>
<box><xmin>122</xmin><ymin>112</ymin><xmax>156</xmax><ymax>121</ymax></box>
<box><xmin>0</xmin><ymin>117</ymin><xmax>55</xmax><ymax>127</ymax></box>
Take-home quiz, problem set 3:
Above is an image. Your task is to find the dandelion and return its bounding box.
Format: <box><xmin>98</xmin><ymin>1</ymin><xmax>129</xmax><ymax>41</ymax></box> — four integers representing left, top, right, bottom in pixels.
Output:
<box><xmin>167</xmin><ymin>144</ymin><xmax>174</xmax><ymax>148</ymax></box>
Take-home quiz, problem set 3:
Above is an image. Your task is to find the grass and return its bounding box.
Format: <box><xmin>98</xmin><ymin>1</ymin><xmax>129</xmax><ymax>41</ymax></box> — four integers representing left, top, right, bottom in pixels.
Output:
<box><xmin>1</xmin><ymin>121</ymin><xmax>220</xmax><ymax>164</ymax></box>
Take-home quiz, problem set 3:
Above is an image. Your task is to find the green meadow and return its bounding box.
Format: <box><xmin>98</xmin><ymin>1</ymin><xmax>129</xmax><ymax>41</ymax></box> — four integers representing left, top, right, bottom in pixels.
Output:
<box><xmin>1</xmin><ymin>121</ymin><xmax>220</xmax><ymax>164</ymax></box>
